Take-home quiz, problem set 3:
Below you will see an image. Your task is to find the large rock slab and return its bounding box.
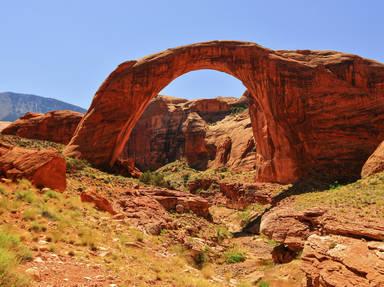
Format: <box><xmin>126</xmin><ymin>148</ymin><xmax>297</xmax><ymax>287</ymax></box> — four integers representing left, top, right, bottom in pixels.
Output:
<box><xmin>0</xmin><ymin>145</ymin><xmax>66</xmax><ymax>191</ymax></box>
<box><xmin>362</xmin><ymin>141</ymin><xmax>384</xmax><ymax>178</ymax></box>
<box><xmin>2</xmin><ymin>110</ymin><xmax>83</xmax><ymax>144</ymax></box>
<box><xmin>64</xmin><ymin>41</ymin><xmax>384</xmax><ymax>183</ymax></box>
<box><xmin>302</xmin><ymin>234</ymin><xmax>384</xmax><ymax>287</ymax></box>
<box><xmin>259</xmin><ymin>207</ymin><xmax>384</xmax><ymax>251</ymax></box>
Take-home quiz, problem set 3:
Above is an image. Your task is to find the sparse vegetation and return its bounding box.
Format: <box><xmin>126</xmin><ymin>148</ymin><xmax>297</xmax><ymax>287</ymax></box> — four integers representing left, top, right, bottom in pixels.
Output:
<box><xmin>258</xmin><ymin>281</ymin><xmax>270</xmax><ymax>287</ymax></box>
<box><xmin>216</xmin><ymin>226</ymin><xmax>231</xmax><ymax>242</ymax></box>
<box><xmin>230</xmin><ymin>105</ymin><xmax>248</xmax><ymax>115</ymax></box>
<box><xmin>139</xmin><ymin>170</ymin><xmax>172</xmax><ymax>188</ymax></box>
<box><xmin>66</xmin><ymin>157</ymin><xmax>90</xmax><ymax>172</ymax></box>
<box><xmin>224</xmin><ymin>247</ymin><xmax>246</xmax><ymax>264</ymax></box>
<box><xmin>0</xmin><ymin>228</ymin><xmax>32</xmax><ymax>287</ymax></box>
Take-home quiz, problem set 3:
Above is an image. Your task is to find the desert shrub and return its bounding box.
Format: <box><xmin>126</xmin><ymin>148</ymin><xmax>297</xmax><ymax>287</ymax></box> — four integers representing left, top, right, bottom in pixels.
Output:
<box><xmin>22</xmin><ymin>207</ymin><xmax>39</xmax><ymax>221</ymax></box>
<box><xmin>139</xmin><ymin>171</ymin><xmax>172</xmax><ymax>188</ymax></box>
<box><xmin>15</xmin><ymin>189</ymin><xmax>36</xmax><ymax>204</ymax></box>
<box><xmin>224</xmin><ymin>248</ymin><xmax>246</xmax><ymax>264</ymax></box>
<box><xmin>230</xmin><ymin>105</ymin><xmax>247</xmax><ymax>115</ymax></box>
<box><xmin>329</xmin><ymin>181</ymin><xmax>342</xmax><ymax>190</ymax></box>
<box><xmin>238</xmin><ymin>209</ymin><xmax>251</xmax><ymax>226</ymax></box>
<box><xmin>66</xmin><ymin>157</ymin><xmax>89</xmax><ymax>172</ymax></box>
<box><xmin>0</xmin><ymin>229</ymin><xmax>32</xmax><ymax>287</ymax></box>
<box><xmin>194</xmin><ymin>250</ymin><xmax>209</xmax><ymax>268</ymax></box>
<box><xmin>29</xmin><ymin>221</ymin><xmax>46</xmax><ymax>233</ymax></box>
<box><xmin>41</xmin><ymin>208</ymin><xmax>59</xmax><ymax>221</ymax></box>
<box><xmin>43</xmin><ymin>189</ymin><xmax>61</xmax><ymax>200</ymax></box>
<box><xmin>258</xmin><ymin>281</ymin><xmax>270</xmax><ymax>287</ymax></box>
<box><xmin>216</xmin><ymin>226</ymin><xmax>231</xmax><ymax>242</ymax></box>
<box><xmin>182</xmin><ymin>174</ymin><xmax>190</xmax><ymax>184</ymax></box>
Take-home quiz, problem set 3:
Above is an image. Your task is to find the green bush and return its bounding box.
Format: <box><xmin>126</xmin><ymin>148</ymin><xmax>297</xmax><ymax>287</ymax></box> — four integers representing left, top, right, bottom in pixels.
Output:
<box><xmin>216</xmin><ymin>226</ymin><xmax>231</xmax><ymax>242</ymax></box>
<box><xmin>66</xmin><ymin>157</ymin><xmax>89</xmax><ymax>172</ymax></box>
<box><xmin>15</xmin><ymin>189</ymin><xmax>36</xmax><ymax>204</ymax></box>
<box><xmin>43</xmin><ymin>189</ymin><xmax>61</xmax><ymax>200</ymax></box>
<box><xmin>139</xmin><ymin>171</ymin><xmax>172</xmax><ymax>188</ymax></box>
<box><xmin>224</xmin><ymin>248</ymin><xmax>246</xmax><ymax>264</ymax></box>
<box><xmin>182</xmin><ymin>174</ymin><xmax>190</xmax><ymax>184</ymax></box>
<box><xmin>329</xmin><ymin>181</ymin><xmax>342</xmax><ymax>190</ymax></box>
<box><xmin>230</xmin><ymin>105</ymin><xmax>247</xmax><ymax>115</ymax></box>
<box><xmin>258</xmin><ymin>281</ymin><xmax>270</xmax><ymax>287</ymax></box>
<box><xmin>194</xmin><ymin>249</ymin><xmax>209</xmax><ymax>268</ymax></box>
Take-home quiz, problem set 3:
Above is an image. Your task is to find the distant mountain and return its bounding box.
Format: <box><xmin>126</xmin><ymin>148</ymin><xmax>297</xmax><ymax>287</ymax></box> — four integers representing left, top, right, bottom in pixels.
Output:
<box><xmin>0</xmin><ymin>92</ymin><xmax>87</xmax><ymax>121</ymax></box>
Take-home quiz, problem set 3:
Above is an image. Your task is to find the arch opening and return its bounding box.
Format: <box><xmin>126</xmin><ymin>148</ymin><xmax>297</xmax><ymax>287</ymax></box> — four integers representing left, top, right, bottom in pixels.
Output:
<box><xmin>160</xmin><ymin>69</ymin><xmax>246</xmax><ymax>100</ymax></box>
<box><xmin>119</xmin><ymin>69</ymin><xmax>254</xmax><ymax>173</ymax></box>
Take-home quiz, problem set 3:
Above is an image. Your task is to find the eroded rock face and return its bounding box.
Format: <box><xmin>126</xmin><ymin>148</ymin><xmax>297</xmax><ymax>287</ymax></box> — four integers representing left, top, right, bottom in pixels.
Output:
<box><xmin>302</xmin><ymin>234</ymin><xmax>384</xmax><ymax>287</ymax></box>
<box><xmin>182</xmin><ymin>112</ymin><xmax>210</xmax><ymax>170</ymax></box>
<box><xmin>361</xmin><ymin>141</ymin><xmax>384</xmax><ymax>178</ymax></box>
<box><xmin>64</xmin><ymin>41</ymin><xmax>384</xmax><ymax>183</ymax></box>
<box><xmin>259</xmin><ymin>206</ymin><xmax>384</xmax><ymax>251</ymax></box>
<box><xmin>2</xmin><ymin>110</ymin><xmax>83</xmax><ymax>144</ymax></box>
<box><xmin>122</xmin><ymin>95</ymin><xmax>254</xmax><ymax>172</ymax></box>
<box><xmin>0</xmin><ymin>144</ymin><xmax>66</xmax><ymax>191</ymax></box>
<box><xmin>120</xmin><ymin>96</ymin><xmax>187</xmax><ymax>171</ymax></box>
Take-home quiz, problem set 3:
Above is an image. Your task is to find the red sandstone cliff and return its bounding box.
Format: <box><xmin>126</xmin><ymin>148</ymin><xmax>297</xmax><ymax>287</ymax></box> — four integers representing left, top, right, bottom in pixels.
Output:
<box><xmin>2</xmin><ymin>110</ymin><xmax>82</xmax><ymax>144</ymax></box>
<box><xmin>121</xmin><ymin>95</ymin><xmax>255</xmax><ymax>172</ymax></box>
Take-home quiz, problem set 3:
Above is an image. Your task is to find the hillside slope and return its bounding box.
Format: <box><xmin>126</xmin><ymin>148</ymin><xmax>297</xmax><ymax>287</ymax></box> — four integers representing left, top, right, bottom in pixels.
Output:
<box><xmin>0</xmin><ymin>92</ymin><xmax>86</xmax><ymax>121</ymax></box>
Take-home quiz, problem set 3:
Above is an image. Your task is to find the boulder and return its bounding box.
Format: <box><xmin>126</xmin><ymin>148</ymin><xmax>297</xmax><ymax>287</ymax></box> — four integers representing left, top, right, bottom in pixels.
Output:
<box><xmin>2</xmin><ymin>110</ymin><xmax>83</xmax><ymax>144</ymax></box>
<box><xmin>301</xmin><ymin>234</ymin><xmax>384</xmax><ymax>287</ymax></box>
<box><xmin>80</xmin><ymin>191</ymin><xmax>117</xmax><ymax>215</ymax></box>
<box><xmin>0</xmin><ymin>145</ymin><xmax>66</xmax><ymax>191</ymax></box>
<box><xmin>117</xmin><ymin>190</ymin><xmax>173</xmax><ymax>235</ymax></box>
<box><xmin>361</xmin><ymin>141</ymin><xmax>384</xmax><ymax>178</ymax></box>
<box><xmin>144</xmin><ymin>187</ymin><xmax>211</xmax><ymax>218</ymax></box>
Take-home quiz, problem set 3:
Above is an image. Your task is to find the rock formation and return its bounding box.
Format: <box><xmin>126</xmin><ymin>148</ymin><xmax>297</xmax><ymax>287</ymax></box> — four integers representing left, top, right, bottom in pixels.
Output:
<box><xmin>122</xmin><ymin>95</ymin><xmax>253</xmax><ymax>172</ymax></box>
<box><xmin>80</xmin><ymin>190</ymin><xmax>117</xmax><ymax>215</ymax></box>
<box><xmin>64</xmin><ymin>41</ymin><xmax>384</xmax><ymax>184</ymax></box>
<box><xmin>301</xmin><ymin>234</ymin><xmax>384</xmax><ymax>286</ymax></box>
<box><xmin>259</xmin><ymin>206</ymin><xmax>384</xmax><ymax>253</ymax></box>
<box><xmin>361</xmin><ymin>141</ymin><xmax>384</xmax><ymax>178</ymax></box>
<box><xmin>0</xmin><ymin>144</ymin><xmax>66</xmax><ymax>191</ymax></box>
<box><xmin>2</xmin><ymin>110</ymin><xmax>83</xmax><ymax>144</ymax></box>
<box><xmin>120</xmin><ymin>96</ymin><xmax>187</xmax><ymax>171</ymax></box>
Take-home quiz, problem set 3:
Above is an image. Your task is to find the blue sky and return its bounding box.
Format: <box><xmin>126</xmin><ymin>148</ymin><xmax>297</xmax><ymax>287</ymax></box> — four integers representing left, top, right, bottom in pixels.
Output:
<box><xmin>0</xmin><ymin>0</ymin><xmax>383</xmax><ymax>108</ymax></box>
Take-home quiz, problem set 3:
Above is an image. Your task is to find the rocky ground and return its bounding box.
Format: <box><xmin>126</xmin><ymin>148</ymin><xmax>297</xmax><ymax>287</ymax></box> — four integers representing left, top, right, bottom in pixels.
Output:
<box><xmin>0</xmin><ymin>134</ymin><xmax>383</xmax><ymax>287</ymax></box>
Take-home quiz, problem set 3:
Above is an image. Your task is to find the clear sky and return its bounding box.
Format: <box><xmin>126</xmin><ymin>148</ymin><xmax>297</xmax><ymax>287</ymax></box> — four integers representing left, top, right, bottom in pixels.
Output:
<box><xmin>0</xmin><ymin>0</ymin><xmax>383</xmax><ymax>108</ymax></box>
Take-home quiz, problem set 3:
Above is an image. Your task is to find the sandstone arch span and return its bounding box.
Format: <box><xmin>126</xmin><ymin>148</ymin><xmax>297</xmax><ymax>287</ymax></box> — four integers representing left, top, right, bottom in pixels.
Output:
<box><xmin>64</xmin><ymin>41</ymin><xmax>384</xmax><ymax>183</ymax></box>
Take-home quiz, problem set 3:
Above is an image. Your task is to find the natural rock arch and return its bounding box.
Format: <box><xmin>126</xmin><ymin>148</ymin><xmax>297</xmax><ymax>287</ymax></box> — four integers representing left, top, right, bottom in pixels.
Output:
<box><xmin>64</xmin><ymin>41</ymin><xmax>384</xmax><ymax>183</ymax></box>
